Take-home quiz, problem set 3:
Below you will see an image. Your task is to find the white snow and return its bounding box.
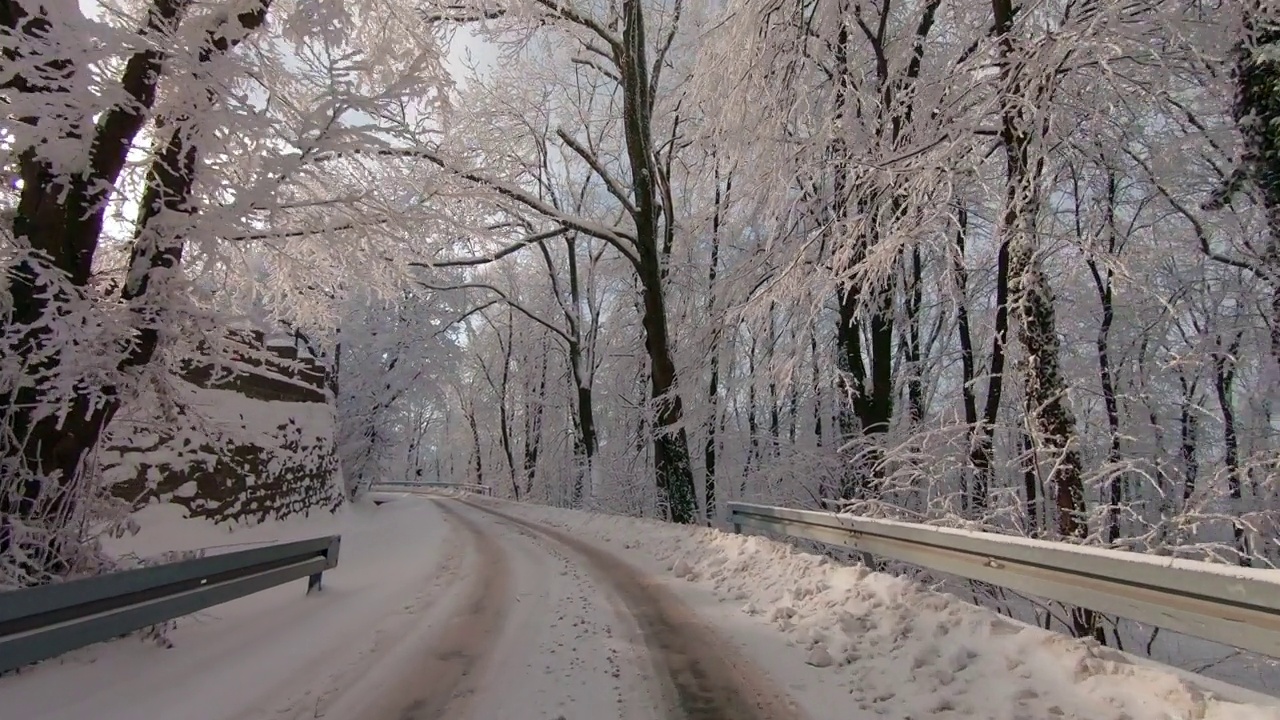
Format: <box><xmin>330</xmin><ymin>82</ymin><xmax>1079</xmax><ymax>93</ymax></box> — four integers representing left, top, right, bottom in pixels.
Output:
<box><xmin>1</xmin><ymin>499</ymin><xmax>454</xmax><ymax>720</ymax></box>
<box><xmin>5</xmin><ymin>493</ymin><xmax>1279</xmax><ymax>720</ymax></box>
<box><xmin>473</xmin><ymin>497</ymin><xmax>1280</xmax><ymax>720</ymax></box>
<box><xmin>104</xmin><ymin>501</ymin><xmax>342</xmax><ymax>560</ymax></box>
<box><xmin>1</xmin><ymin>496</ymin><xmax>660</xmax><ymax>720</ymax></box>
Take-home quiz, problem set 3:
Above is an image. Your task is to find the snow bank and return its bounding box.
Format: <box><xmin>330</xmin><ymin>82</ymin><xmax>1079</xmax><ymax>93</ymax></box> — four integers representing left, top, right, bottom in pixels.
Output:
<box><xmin>103</xmin><ymin>501</ymin><xmax>343</xmax><ymax>565</ymax></box>
<box><xmin>480</xmin><ymin>499</ymin><xmax>1280</xmax><ymax>720</ymax></box>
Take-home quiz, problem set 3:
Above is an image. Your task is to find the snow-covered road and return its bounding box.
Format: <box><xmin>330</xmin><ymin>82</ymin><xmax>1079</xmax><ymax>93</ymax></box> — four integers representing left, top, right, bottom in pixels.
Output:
<box><xmin>351</xmin><ymin>499</ymin><xmax>803</xmax><ymax>720</ymax></box>
<box><xmin>0</xmin><ymin>497</ymin><xmax>803</xmax><ymax>720</ymax></box>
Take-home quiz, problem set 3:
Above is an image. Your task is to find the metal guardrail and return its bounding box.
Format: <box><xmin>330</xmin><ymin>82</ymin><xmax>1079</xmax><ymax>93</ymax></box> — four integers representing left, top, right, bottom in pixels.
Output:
<box><xmin>373</xmin><ymin>481</ymin><xmax>493</xmax><ymax>496</ymax></box>
<box><xmin>0</xmin><ymin>534</ymin><xmax>340</xmax><ymax>673</ymax></box>
<box><xmin>727</xmin><ymin>501</ymin><xmax>1280</xmax><ymax>658</ymax></box>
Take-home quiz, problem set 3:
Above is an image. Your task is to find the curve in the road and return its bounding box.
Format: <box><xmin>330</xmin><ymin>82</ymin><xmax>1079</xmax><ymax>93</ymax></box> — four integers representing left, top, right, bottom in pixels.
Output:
<box><xmin>372</xmin><ymin>500</ymin><xmax>514</xmax><ymax>720</ymax></box>
<box><xmin>462</xmin><ymin>500</ymin><xmax>807</xmax><ymax>720</ymax></box>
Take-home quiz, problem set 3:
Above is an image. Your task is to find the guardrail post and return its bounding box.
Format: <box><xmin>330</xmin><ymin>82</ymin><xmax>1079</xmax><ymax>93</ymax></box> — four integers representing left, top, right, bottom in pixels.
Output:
<box><xmin>307</xmin><ymin>535</ymin><xmax>342</xmax><ymax>594</ymax></box>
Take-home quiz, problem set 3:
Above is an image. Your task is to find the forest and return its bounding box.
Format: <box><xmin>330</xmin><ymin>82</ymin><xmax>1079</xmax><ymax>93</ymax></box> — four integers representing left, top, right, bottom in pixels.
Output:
<box><xmin>2</xmin><ymin>0</ymin><xmax>1277</xmax><ymax>612</ymax></box>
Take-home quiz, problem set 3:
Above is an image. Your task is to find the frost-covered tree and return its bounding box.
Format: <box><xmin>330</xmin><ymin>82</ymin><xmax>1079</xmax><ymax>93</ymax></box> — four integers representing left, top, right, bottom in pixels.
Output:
<box><xmin>332</xmin><ymin>288</ymin><xmax>465</xmax><ymax>496</ymax></box>
<box><xmin>1</xmin><ymin>0</ymin><xmax>452</xmax><ymax>584</ymax></box>
<box><xmin>416</xmin><ymin>0</ymin><xmax>705</xmax><ymax>522</ymax></box>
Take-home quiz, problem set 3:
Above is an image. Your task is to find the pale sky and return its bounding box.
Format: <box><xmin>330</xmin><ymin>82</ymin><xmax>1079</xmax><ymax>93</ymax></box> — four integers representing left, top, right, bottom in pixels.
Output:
<box><xmin>445</xmin><ymin>26</ymin><xmax>500</xmax><ymax>88</ymax></box>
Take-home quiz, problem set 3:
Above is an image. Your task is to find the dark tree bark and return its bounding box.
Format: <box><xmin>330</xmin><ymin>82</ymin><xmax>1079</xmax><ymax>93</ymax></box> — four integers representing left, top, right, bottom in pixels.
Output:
<box><xmin>743</xmin><ymin>331</ymin><xmax>760</xmax><ymax>497</ymax></box>
<box><xmin>1179</xmin><ymin>375</ymin><xmax>1200</xmax><ymax>504</ymax></box>
<box><xmin>1020</xmin><ymin>431</ymin><xmax>1040</xmax><ymax>535</ymax></box>
<box><xmin>993</xmin><ymin>0</ymin><xmax>1093</xmax><ymax>641</ymax></box>
<box><xmin>620</xmin><ymin>0</ymin><xmax>697</xmax><ymax>523</ymax></box>
<box><xmin>952</xmin><ymin>202</ymin><xmax>1009</xmax><ymax>517</ymax></box>
<box><xmin>1211</xmin><ymin>334</ymin><xmax>1251</xmax><ymax>565</ymax></box>
<box><xmin>551</xmin><ymin>235</ymin><xmax>598</xmax><ymax>509</ymax></box>
<box><xmin>522</xmin><ymin>337</ymin><xmax>548</xmax><ymax>497</ymax></box>
<box><xmin>466</xmin><ymin>401</ymin><xmax>485</xmax><ymax>486</ymax></box>
<box><xmin>704</xmin><ymin>160</ymin><xmax>727</xmax><ymax>521</ymax></box>
<box><xmin>768</xmin><ymin>304</ymin><xmax>781</xmax><ymax>453</ymax></box>
<box><xmin>478</xmin><ymin>313</ymin><xmax>519</xmax><ymax>500</ymax></box>
<box><xmin>1081</xmin><ymin>165</ymin><xmax>1124</xmax><ymax>545</ymax></box>
<box><xmin>904</xmin><ymin>247</ymin><xmax>925</xmax><ymax>425</ymax></box>
<box><xmin>811</xmin><ymin>329</ymin><xmax>824</xmax><ymax>448</ymax></box>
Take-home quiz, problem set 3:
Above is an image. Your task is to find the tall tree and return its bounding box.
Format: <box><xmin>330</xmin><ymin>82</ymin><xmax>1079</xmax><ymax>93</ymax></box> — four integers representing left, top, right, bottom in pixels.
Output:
<box><xmin>420</xmin><ymin>0</ymin><xmax>701</xmax><ymax>522</ymax></box>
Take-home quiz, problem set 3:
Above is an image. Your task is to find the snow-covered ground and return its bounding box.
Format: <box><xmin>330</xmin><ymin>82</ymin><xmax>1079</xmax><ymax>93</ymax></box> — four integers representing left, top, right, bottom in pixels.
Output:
<box><xmin>471</xmin><ymin>496</ymin><xmax>1280</xmax><ymax>720</ymax></box>
<box><xmin>2</xmin><ymin>499</ymin><xmax>456</xmax><ymax>720</ymax></box>
<box><xmin>3</xmin><ymin>493</ymin><xmax>1278</xmax><ymax>720</ymax></box>
<box><xmin>3</xmin><ymin>496</ymin><xmax>791</xmax><ymax>720</ymax></box>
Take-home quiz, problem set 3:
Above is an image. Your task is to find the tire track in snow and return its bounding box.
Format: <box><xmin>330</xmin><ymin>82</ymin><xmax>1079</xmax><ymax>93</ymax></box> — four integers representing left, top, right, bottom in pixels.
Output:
<box><xmin>230</xmin><ymin>499</ymin><xmax>470</xmax><ymax>720</ymax></box>
<box><xmin>462</xmin><ymin>500</ymin><xmax>807</xmax><ymax>720</ymax></box>
<box><xmin>269</xmin><ymin>514</ymin><xmax>471</xmax><ymax>720</ymax></box>
<box><xmin>370</xmin><ymin>499</ymin><xmax>513</xmax><ymax>720</ymax></box>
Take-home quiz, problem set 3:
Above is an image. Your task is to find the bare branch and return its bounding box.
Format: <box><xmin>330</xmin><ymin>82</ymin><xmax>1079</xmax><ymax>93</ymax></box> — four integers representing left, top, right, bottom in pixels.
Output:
<box><xmin>413</xmin><ymin>227</ymin><xmax>569</xmax><ymax>267</ymax></box>
<box><xmin>1125</xmin><ymin>148</ymin><xmax>1265</xmax><ymax>279</ymax></box>
<box><xmin>420</xmin><ymin>280</ymin><xmax>573</xmax><ymax>344</ymax></box>
<box><xmin>556</xmin><ymin>127</ymin><xmax>638</xmax><ymax>217</ymax></box>
<box><xmin>571</xmin><ymin>56</ymin><xmax>621</xmax><ymax>83</ymax></box>
<box><xmin>413</xmin><ymin>146</ymin><xmax>643</xmax><ymax>268</ymax></box>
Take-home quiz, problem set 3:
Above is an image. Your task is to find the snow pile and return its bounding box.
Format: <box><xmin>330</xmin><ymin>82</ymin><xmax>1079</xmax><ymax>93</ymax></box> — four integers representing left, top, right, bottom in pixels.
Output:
<box><xmin>481</xmin><ymin>499</ymin><xmax>1280</xmax><ymax>720</ymax></box>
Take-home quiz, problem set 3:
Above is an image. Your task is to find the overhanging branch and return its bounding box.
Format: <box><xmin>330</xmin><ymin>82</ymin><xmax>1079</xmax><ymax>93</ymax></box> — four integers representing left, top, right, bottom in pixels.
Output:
<box><xmin>414</xmin><ymin>146</ymin><xmax>643</xmax><ymax>269</ymax></box>
<box><xmin>412</xmin><ymin>227</ymin><xmax>568</xmax><ymax>267</ymax></box>
<box><xmin>419</xmin><ymin>280</ymin><xmax>572</xmax><ymax>344</ymax></box>
<box><xmin>556</xmin><ymin>127</ymin><xmax>638</xmax><ymax>218</ymax></box>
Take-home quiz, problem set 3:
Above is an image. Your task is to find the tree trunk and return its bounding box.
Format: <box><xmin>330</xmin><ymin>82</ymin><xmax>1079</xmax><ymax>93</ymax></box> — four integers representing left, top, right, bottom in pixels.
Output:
<box><xmin>811</xmin><ymin>329</ymin><xmax>824</xmax><ymax>451</ymax></box>
<box><xmin>1079</xmin><ymin>163</ymin><xmax>1125</xmax><ymax>545</ymax></box>
<box><xmin>522</xmin><ymin>339</ymin><xmax>548</xmax><ymax>497</ymax></box>
<box><xmin>993</xmin><ymin>0</ymin><xmax>1094</xmax><ymax>641</ymax></box>
<box><xmin>620</xmin><ymin>0</ymin><xmax>696</xmax><ymax>524</ymax></box>
<box><xmin>639</xmin><ymin>275</ymin><xmax>696</xmax><ymax>523</ymax></box>
<box><xmin>904</xmin><ymin>247</ymin><xmax>925</xmax><ymax>424</ymax></box>
<box><xmin>704</xmin><ymin>159</ymin><xmax>727</xmax><ymax>521</ymax></box>
<box><xmin>495</xmin><ymin>318</ymin><xmax>519</xmax><ymax>500</ymax></box>
<box><xmin>768</xmin><ymin>304</ymin><xmax>781</xmax><ymax>455</ymax></box>
<box><xmin>561</xmin><ymin>235</ymin><xmax>599</xmax><ymax>508</ymax></box>
<box><xmin>1095</xmin><ymin>276</ymin><xmax>1123</xmax><ymax>545</ymax></box>
<box><xmin>953</xmin><ymin>203</ymin><xmax>1008</xmax><ymax>516</ymax></box>
<box><xmin>1212</xmin><ymin>335</ymin><xmax>1251</xmax><ymax>565</ymax></box>
<box><xmin>1179</xmin><ymin>375</ymin><xmax>1200</xmax><ymax>504</ymax></box>
<box><xmin>743</xmin><ymin>331</ymin><xmax>760</xmax><ymax>498</ymax></box>
<box><xmin>1020</xmin><ymin>431</ymin><xmax>1040</xmax><ymax>535</ymax></box>
<box><xmin>466</xmin><ymin>403</ymin><xmax>485</xmax><ymax>487</ymax></box>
